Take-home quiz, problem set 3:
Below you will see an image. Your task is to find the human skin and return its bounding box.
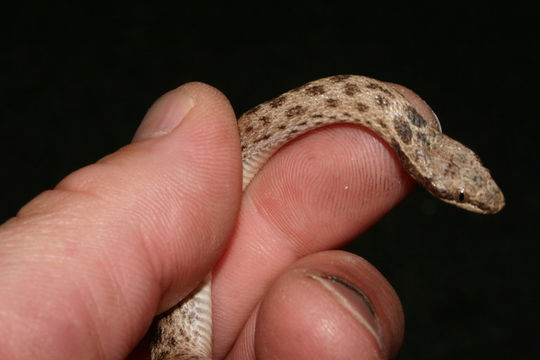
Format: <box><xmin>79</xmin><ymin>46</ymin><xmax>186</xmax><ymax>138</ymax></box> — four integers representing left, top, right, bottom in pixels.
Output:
<box><xmin>0</xmin><ymin>80</ymin><xmax>438</xmax><ymax>359</ymax></box>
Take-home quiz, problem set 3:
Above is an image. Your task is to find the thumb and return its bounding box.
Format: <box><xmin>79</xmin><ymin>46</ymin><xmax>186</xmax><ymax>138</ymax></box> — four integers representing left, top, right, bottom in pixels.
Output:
<box><xmin>0</xmin><ymin>82</ymin><xmax>241</xmax><ymax>360</ymax></box>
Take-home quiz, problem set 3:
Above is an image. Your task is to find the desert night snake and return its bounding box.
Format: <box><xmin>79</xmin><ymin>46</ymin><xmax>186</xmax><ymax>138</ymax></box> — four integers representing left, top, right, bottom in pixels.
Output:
<box><xmin>150</xmin><ymin>75</ymin><xmax>505</xmax><ymax>359</ymax></box>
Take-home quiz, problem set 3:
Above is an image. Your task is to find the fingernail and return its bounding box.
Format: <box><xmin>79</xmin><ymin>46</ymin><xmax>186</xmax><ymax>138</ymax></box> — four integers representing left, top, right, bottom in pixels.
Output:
<box><xmin>133</xmin><ymin>87</ymin><xmax>195</xmax><ymax>141</ymax></box>
<box><xmin>308</xmin><ymin>273</ymin><xmax>383</xmax><ymax>350</ymax></box>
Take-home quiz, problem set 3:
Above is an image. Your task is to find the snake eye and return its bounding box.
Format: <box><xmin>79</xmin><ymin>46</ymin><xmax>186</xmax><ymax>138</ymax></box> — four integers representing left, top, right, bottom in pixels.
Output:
<box><xmin>458</xmin><ymin>189</ymin><xmax>465</xmax><ymax>202</ymax></box>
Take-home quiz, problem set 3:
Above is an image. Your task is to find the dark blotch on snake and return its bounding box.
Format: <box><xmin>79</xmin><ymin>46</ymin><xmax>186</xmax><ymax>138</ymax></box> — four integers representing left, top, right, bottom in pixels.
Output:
<box><xmin>344</xmin><ymin>83</ymin><xmax>361</xmax><ymax>96</ymax></box>
<box><xmin>326</xmin><ymin>98</ymin><xmax>339</xmax><ymax>107</ymax></box>
<box><xmin>366</xmin><ymin>82</ymin><xmax>395</xmax><ymax>97</ymax></box>
<box><xmin>375</xmin><ymin>95</ymin><xmax>390</xmax><ymax>108</ymax></box>
<box><xmin>285</xmin><ymin>105</ymin><xmax>306</xmax><ymax>117</ymax></box>
<box><xmin>393</xmin><ymin>116</ymin><xmax>413</xmax><ymax>144</ymax></box>
<box><xmin>269</xmin><ymin>95</ymin><xmax>287</xmax><ymax>108</ymax></box>
<box><xmin>254</xmin><ymin>134</ymin><xmax>271</xmax><ymax>143</ymax></box>
<box><xmin>305</xmin><ymin>85</ymin><xmax>326</xmax><ymax>95</ymax></box>
<box><xmin>416</xmin><ymin>131</ymin><xmax>429</xmax><ymax>145</ymax></box>
<box><xmin>406</xmin><ymin>106</ymin><xmax>427</xmax><ymax>128</ymax></box>
<box><xmin>330</xmin><ymin>75</ymin><xmax>352</xmax><ymax>82</ymax></box>
<box><xmin>356</xmin><ymin>102</ymin><xmax>369</xmax><ymax>112</ymax></box>
<box><xmin>259</xmin><ymin>116</ymin><xmax>270</xmax><ymax>124</ymax></box>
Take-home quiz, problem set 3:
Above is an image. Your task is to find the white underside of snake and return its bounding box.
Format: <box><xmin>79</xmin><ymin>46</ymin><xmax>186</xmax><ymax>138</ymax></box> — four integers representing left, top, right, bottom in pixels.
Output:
<box><xmin>150</xmin><ymin>75</ymin><xmax>505</xmax><ymax>359</ymax></box>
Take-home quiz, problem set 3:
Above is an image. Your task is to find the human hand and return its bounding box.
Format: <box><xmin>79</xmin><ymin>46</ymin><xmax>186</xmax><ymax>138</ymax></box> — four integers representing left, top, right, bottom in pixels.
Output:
<box><xmin>0</xmin><ymin>81</ymin><xmax>434</xmax><ymax>359</ymax></box>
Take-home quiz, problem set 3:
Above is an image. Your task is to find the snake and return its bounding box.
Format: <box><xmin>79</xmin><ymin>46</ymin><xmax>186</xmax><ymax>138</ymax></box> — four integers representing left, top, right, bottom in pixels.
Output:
<box><xmin>150</xmin><ymin>75</ymin><xmax>505</xmax><ymax>359</ymax></box>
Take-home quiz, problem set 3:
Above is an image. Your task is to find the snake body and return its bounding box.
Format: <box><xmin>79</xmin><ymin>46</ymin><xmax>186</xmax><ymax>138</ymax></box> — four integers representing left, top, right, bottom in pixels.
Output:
<box><xmin>151</xmin><ymin>75</ymin><xmax>505</xmax><ymax>359</ymax></box>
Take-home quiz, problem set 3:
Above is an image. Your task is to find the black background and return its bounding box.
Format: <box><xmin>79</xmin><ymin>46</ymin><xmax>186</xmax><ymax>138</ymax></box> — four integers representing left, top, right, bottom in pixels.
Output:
<box><xmin>1</xmin><ymin>1</ymin><xmax>538</xmax><ymax>359</ymax></box>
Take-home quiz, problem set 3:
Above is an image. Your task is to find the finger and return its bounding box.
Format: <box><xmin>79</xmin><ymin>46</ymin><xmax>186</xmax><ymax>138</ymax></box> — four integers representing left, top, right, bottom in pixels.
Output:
<box><xmin>212</xmin><ymin>85</ymin><xmax>438</xmax><ymax>357</ymax></box>
<box><xmin>0</xmin><ymin>83</ymin><xmax>241</xmax><ymax>359</ymax></box>
<box><xmin>228</xmin><ymin>251</ymin><xmax>404</xmax><ymax>360</ymax></box>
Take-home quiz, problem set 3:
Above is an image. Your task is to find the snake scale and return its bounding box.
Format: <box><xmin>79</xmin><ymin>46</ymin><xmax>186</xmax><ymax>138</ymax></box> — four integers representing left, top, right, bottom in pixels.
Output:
<box><xmin>150</xmin><ymin>75</ymin><xmax>505</xmax><ymax>359</ymax></box>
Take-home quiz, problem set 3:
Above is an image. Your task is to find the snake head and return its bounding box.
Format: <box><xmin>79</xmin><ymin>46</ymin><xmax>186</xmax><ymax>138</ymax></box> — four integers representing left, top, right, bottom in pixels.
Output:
<box><xmin>424</xmin><ymin>137</ymin><xmax>505</xmax><ymax>214</ymax></box>
<box><xmin>433</xmin><ymin>174</ymin><xmax>505</xmax><ymax>214</ymax></box>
